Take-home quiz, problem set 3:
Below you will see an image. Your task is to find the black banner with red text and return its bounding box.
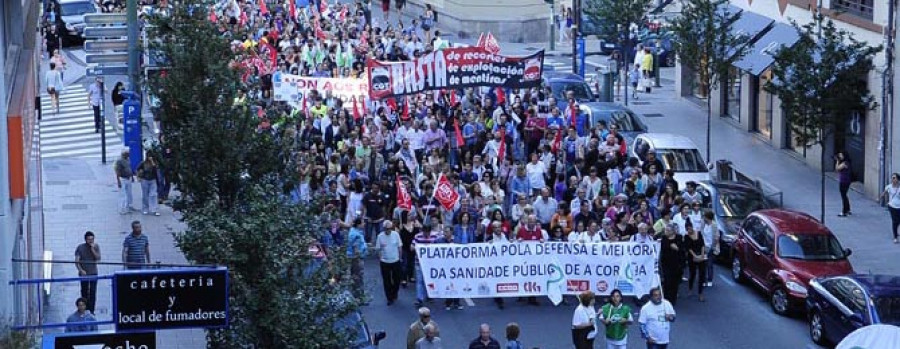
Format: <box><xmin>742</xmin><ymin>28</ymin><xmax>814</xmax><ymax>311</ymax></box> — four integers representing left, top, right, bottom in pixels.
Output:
<box><xmin>366</xmin><ymin>48</ymin><xmax>544</xmax><ymax>99</ymax></box>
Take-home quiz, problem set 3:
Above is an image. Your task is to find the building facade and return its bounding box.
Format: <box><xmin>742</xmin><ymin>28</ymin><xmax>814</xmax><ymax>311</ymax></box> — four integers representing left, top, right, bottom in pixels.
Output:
<box><xmin>1</xmin><ymin>0</ymin><xmax>45</xmax><ymax>331</ymax></box>
<box><xmin>675</xmin><ymin>0</ymin><xmax>894</xmax><ymax>199</ymax></box>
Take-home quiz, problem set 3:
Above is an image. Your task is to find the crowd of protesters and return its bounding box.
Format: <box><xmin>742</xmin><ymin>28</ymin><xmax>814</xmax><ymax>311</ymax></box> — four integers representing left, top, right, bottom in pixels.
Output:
<box><xmin>190</xmin><ymin>0</ymin><xmax>722</xmax><ymax>309</ymax></box>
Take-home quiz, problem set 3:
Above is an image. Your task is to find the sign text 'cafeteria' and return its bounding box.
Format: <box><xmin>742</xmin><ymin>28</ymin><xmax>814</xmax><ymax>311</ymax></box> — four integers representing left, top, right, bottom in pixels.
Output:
<box><xmin>114</xmin><ymin>268</ymin><xmax>229</xmax><ymax>331</ymax></box>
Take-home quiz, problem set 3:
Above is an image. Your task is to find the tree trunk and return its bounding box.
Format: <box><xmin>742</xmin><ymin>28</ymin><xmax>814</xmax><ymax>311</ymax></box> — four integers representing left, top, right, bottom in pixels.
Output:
<box><xmin>706</xmin><ymin>92</ymin><xmax>712</xmax><ymax>162</ymax></box>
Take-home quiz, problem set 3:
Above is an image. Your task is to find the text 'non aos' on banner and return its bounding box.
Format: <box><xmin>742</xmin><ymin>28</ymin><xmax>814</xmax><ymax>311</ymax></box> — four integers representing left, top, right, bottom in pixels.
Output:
<box><xmin>114</xmin><ymin>268</ymin><xmax>229</xmax><ymax>331</ymax></box>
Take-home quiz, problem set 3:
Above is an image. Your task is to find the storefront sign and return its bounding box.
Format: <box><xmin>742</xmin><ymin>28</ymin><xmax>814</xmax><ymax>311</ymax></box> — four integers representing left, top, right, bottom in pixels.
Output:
<box><xmin>44</xmin><ymin>331</ymin><xmax>155</xmax><ymax>349</ymax></box>
<box><xmin>417</xmin><ymin>242</ymin><xmax>659</xmax><ymax>298</ymax></box>
<box><xmin>114</xmin><ymin>268</ymin><xmax>228</xmax><ymax>331</ymax></box>
<box><xmin>366</xmin><ymin>47</ymin><xmax>544</xmax><ymax>99</ymax></box>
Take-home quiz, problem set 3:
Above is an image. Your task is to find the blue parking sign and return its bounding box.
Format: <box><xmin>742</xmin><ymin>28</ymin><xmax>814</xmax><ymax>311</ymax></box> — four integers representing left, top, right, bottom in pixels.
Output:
<box><xmin>123</xmin><ymin>98</ymin><xmax>143</xmax><ymax>171</ymax></box>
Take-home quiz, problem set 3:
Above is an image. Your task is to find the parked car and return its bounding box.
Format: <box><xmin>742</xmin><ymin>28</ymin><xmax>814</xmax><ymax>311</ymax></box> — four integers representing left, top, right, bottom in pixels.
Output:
<box><xmin>731</xmin><ymin>209</ymin><xmax>855</xmax><ymax>316</ymax></box>
<box><xmin>807</xmin><ymin>274</ymin><xmax>900</xmax><ymax>346</ymax></box>
<box><xmin>338</xmin><ymin>310</ymin><xmax>387</xmax><ymax>349</ymax></box>
<box><xmin>54</xmin><ymin>0</ymin><xmax>99</xmax><ymax>46</ymax></box>
<box><xmin>631</xmin><ymin>133</ymin><xmax>711</xmax><ymax>188</ymax></box>
<box><xmin>542</xmin><ymin>71</ymin><xmax>597</xmax><ymax>111</ymax></box>
<box><xmin>695</xmin><ymin>180</ymin><xmax>778</xmax><ymax>262</ymax></box>
<box><xmin>579</xmin><ymin>102</ymin><xmax>648</xmax><ymax>146</ymax></box>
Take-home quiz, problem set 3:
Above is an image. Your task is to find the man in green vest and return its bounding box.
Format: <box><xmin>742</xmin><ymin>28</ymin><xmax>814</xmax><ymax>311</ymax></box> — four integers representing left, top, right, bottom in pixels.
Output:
<box><xmin>599</xmin><ymin>289</ymin><xmax>633</xmax><ymax>349</ymax></box>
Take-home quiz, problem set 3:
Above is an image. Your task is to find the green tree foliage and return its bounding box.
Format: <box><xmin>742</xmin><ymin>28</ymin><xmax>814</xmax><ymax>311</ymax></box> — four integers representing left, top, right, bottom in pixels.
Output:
<box><xmin>147</xmin><ymin>1</ymin><xmax>282</xmax><ymax>210</ymax></box>
<box><xmin>145</xmin><ymin>2</ymin><xmax>360</xmax><ymax>348</ymax></box>
<box><xmin>670</xmin><ymin>0</ymin><xmax>751</xmax><ymax>160</ymax></box>
<box><xmin>765</xmin><ymin>14</ymin><xmax>880</xmax><ymax>147</ymax></box>
<box><xmin>175</xmin><ymin>186</ymin><xmax>359</xmax><ymax>348</ymax></box>
<box><xmin>583</xmin><ymin>0</ymin><xmax>652</xmax><ymax>47</ymax></box>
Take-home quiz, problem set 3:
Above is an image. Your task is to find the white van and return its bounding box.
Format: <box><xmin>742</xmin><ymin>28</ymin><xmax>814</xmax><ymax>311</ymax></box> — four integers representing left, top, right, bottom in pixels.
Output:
<box><xmin>630</xmin><ymin>133</ymin><xmax>711</xmax><ymax>187</ymax></box>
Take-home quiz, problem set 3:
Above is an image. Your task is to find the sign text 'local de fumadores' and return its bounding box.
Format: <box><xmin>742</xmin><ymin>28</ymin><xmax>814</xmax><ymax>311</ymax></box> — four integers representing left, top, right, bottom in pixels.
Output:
<box><xmin>366</xmin><ymin>47</ymin><xmax>544</xmax><ymax>99</ymax></box>
<box><xmin>114</xmin><ymin>268</ymin><xmax>229</xmax><ymax>331</ymax></box>
<box><xmin>417</xmin><ymin>242</ymin><xmax>660</xmax><ymax>299</ymax></box>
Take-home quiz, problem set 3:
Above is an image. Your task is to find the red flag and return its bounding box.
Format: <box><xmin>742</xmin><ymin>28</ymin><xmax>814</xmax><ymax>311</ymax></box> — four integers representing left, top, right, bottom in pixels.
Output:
<box><xmin>402</xmin><ymin>98</ymin><xmax>411</xmax><ymax>120</ymax></box>
<box><xmin>289</xmin><ymin>0</ymin><xmax>296</xmax><ymax>20</ymax></box>
<box><xmin>433</xmin><ymin>174</ymin><xmax>460</xmax><ymax>210</ymax></box>
<box><xmin>476</xmin><ymin>33</ymin><xmax>486</xmax><ymax>48</ymax></box>
<box><xmin>259</xmin><ymin>0</ymin><xmax>269</xmax><ymax>16</ymax></box>
<box><xmin>239</xmin><ymin>11</ymin><xmax>248</xmax><ymax>26</ymax></box>
<box><xmin>352</xmin><ymin>99</ymin><xmax>361</xmax><ymax>121</ymax></box>
<box><xmin>495</xmin><ymin>87</ymin><xmax>505</xmax><ymax>105</ymax></box>
<box><xmin>386</xmin><ymin>98</ymin><xmax>398</xmax><ymax>113</ymax></box>
<box><xmin>396</xmin><ymin>176</ymin><xmax>413</xmax><ymax>210</ymax></box>
<box><xmin>361</xmin><ymin>97</ymin><xmax>368</xmax><ymax>115</ymax></box>
<box><xmin>449</xmin><ymin>90</ymin><xmax>458</xmax><ymax>106</ymax></box>
<box><xmin>454</xmin><ymin>119</ymin><xmax>465</xmax><ymax>147</ymax></box>
<box><xmin>551</xmin><ymin>128</ymin><xmax>562</xmax><ymax>153</ymax></box>
<box><xmin>568</xmin><ymin>102</ymin><xmax>577</xmax><ymax>127</ymax></box>
<box><xmin>484</xmin><ymin>32</ymin><xmax>501</xmax><ymax>54</ymax></box>
<box><xmin>497</xmin><ymin>128</ymin><xmax>506</xmax><ymax>164</ymax></box>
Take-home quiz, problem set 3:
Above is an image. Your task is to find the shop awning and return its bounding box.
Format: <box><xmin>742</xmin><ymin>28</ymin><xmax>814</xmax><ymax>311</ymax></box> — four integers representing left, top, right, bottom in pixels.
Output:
<box><xmin>733</xmin><ymin>22</ymin><xmax>801</xmax><ymax>76</ymax></box>
<box><xmin>726</xmin><ymin>5</ymin><xmax>774</xmax><ymax>44</ymax></box>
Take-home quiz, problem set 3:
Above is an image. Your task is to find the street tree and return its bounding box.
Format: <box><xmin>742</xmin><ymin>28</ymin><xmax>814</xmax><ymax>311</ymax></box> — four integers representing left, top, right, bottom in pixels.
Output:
<box><xmin>670</xmin><ymin>0</ymin><xmax>751</xmax><ymax>161</ymax></box>
<box><xmin>174</xmin><ymin>187</ymin><xmax>360</xmax><ymax>348</ymax></box>
<box><xmin>583</xmin><ymin>0</ymin><xmax>652</xmax><ymax>99</ymax></box>
<box><xmin>146</xmin><ymin>1</ymin><xmax>283</xmax><ymax>211</ymax></box>
<box><xmin>765</xmin><ymin>14</ymin><xmax>880</xmax><ymax>222</ymax></box>
<box><xmin>145</xmin><ymin>2</ymin><xmax>362</xmax><ymax>347</ymax></box>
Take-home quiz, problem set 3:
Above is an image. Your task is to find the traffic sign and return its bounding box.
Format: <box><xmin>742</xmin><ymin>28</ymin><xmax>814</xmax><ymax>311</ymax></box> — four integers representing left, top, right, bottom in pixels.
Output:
<box><xmin>86</xmin><ymin>65</ymin><xmax>129</xmax><ymax>76</ymax></box>
<box><xmin>86</xmin><ymin>53</ymin><xmax>129</xmax><ymax>64</ymax></box>
<box><xmin>42</xmin><ymin>331</ymin><xmax>155</xmax><ymax>349</ymax></box>
<box><xmin>84</xmin><ymin>39</ymin><xmax>128</xmax><ymax>52</ymax></box>
<box><xmin>84</xmin><ymin>26</ymin><xmax>128</xmax><ymax>38</ymax></box>
<box><xmin>83</xmin><ymin>13</ymin><xmax>127</xmax><ymax>25</ymax></box>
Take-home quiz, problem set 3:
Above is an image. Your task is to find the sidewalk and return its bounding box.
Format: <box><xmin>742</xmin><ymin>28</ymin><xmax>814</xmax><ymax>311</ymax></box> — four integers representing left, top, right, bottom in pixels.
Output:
<box><xmin>40</xmin><ymin>158</ymin><xmax>205</xmax><ymax>347</ymax></box>
<box><xmin>608</xmin><ymin>70</ymin><xmax>900</xmax><ymax>276</ymax></box>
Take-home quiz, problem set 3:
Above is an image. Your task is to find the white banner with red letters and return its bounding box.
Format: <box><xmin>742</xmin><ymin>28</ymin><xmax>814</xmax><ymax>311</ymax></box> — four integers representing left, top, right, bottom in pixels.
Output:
<box><xmin>417</xmin><ymin>242</ymin><xmax>660</xmax><ymax>299</ymax></box>
<box><xmin>273</xmin><ymin>73</ymin><xmax>369</xmax><ymax>109</ymax></box>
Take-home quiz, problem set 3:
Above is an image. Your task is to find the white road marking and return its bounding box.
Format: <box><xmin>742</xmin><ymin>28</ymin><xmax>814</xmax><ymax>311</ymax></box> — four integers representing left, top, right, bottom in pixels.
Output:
<box><xmin>718</xmin><ymin>274</ymin><xmax>736</xmax><ymax>287</ymax></box>
<box><xmin>464</xmin><ymin>298</ymin><xmax>475</xmax><ymax>307</ymax></box>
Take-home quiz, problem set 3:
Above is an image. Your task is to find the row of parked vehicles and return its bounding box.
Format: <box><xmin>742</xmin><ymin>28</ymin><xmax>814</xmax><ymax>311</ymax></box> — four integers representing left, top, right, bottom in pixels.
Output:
<box><xmin>545</xmin><ymin>66</ymin><xmax>899</xmax><ymax>347</ymax></box>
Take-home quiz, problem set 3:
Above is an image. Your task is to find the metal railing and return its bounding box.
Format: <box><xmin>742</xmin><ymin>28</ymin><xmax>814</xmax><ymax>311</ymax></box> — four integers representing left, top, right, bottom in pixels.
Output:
<box><xmin>832</xmin><ymin>0</ymin><xmax>875</xmax><ymax>21</ymax></box>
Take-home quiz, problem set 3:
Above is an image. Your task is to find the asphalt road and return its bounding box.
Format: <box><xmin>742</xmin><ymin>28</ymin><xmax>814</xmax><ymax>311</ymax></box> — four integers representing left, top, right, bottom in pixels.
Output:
<box><xmin>359</xmin><ymin>257</ymin><xmax>822</xmax><ymax>349</ymax></box>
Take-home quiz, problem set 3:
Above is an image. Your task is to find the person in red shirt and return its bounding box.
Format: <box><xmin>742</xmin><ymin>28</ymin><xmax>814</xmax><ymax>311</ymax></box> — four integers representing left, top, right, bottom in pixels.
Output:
<box><xmin>517</xmin><ymin>215</ymin><xmax>546</xmax><ymax>242</ymax></box>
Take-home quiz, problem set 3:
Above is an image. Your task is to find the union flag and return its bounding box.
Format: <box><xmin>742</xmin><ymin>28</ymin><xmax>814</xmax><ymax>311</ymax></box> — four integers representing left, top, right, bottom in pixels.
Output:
<box><xmin>433</xmin><ymin>174</ymin><xmax>459</xmax><ymax>211</ymax></box>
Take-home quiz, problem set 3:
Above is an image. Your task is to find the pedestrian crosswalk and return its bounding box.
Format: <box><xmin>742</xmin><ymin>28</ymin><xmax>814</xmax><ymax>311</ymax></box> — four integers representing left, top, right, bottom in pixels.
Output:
<box><xmin>545</xmin><ymin>60</ymin><xmax>572</xmax><ymax>73</ymax></box>
<box><xmin>39</xmin><ymin>85</ymin><xmax>121</xmax><ymax>160</ymax></box>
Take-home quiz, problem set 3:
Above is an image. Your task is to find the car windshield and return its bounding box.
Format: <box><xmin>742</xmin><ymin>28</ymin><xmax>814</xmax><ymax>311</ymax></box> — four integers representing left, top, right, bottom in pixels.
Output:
<box><xmin>874</xmin><ymin>296</ymin><xmax>900</xmax><ymax>325</ymax></box>
<box><xmin>607</xmin><ymin>110</ymin><xmax>646</xmax><ymax>132</ymax></box>
<box><xmin>551</xmin><ymin>82</ymin><xmax>593</xmax><ymax>101</ymax></box>
<box><xmin>334</xmin><ymin>312</ymin><xmax>371</xmax><ymax>348</ymax></box>
<box><xmin>777</xmin><ymin>234</ymin><xmax>847</xmax><ymax>260</ymax></box>
<box><xmin>60</xmin><ymin>2</ymin><xmax>94</xmax><ymax>16</ymax></box>
<box><xmin>657</xmin><ymin>148</ymin><xmax>706</xmax><ymax>172</ymax></box>
<box><xmin>716</xmin><ymin>190</ymin><xmax>769</xmax><ymax>218</ymax></box>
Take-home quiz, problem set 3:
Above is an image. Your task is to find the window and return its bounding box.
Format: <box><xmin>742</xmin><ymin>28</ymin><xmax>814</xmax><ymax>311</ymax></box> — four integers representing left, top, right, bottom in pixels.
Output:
<box><xmin>608</xmin><ymin>111</ymin><xmax>646</xmax><ymax>132</ymax></box>
<box><xmin>777</xmin><ymin>234</ymin><xmax>848</xmax><ymax>260</ymax></box>
<box><xmin>830</xmin><ymin>279</ymin><xmax>868</xmax><ymax>318</ymax></box>
<box><xmin>657</xmin><ymin>148</ymin><xmax>707</xmax><ymax>173</ymax></box>
<box><xmin>832</xmin><ymin>0</ymin><xmax>874</xmax><ymax>21</ymax></box>
<box><xmin>874</xmin><ymin>296</ymin><xmax>900</xmax><ymax>325</ymax></box>
<box><xmin>756</xmin><ymin>73</ymin><xmax>773</xmax><ymax>139</ymax></box>
<box><xmin>725</xmin><ymin>67</ymin><xmax>742</xmax><ymax>121</ymax></box>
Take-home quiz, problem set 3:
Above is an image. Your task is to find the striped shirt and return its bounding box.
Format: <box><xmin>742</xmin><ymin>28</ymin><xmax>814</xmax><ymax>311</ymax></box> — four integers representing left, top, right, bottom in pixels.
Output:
<box><xmin>123</xmin><ymin>233</ymin><xmax>149</xmax><ymax>264</ymax></box>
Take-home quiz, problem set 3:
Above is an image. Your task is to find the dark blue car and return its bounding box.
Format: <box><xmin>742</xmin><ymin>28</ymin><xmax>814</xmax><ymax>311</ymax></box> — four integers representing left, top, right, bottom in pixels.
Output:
<box><xmin>806</xmin><ymin>274</ymin><xmax>900</xmax><ymax>345</ymax></box>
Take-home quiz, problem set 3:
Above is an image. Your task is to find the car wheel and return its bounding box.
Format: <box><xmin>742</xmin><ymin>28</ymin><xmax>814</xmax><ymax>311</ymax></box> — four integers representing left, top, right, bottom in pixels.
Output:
<box><xmin>666</xmin><ymin>54</ymin><xmax>675</xmax><ymax>67</ymax></box>
<box><xmin>731</xmin><ymin>255</ymin><xmax>745</xmax><ymax>283</ymax></box>
<box><xmin>809</xmin><ymin>311</ymin><xmax>828</xmax><ymax>345</ymax></box>
<box><xmin>771</xmin><ymin>286</ymin><xmax>790</xmax><ymax>316</ymax></box>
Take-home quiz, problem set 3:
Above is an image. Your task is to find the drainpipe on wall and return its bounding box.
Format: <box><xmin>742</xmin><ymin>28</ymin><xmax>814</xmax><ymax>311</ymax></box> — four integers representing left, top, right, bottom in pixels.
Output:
<box><xmin>881</xmin><ymin>0</ymin><xmax>897</xmax><ymax>202</ymax></box>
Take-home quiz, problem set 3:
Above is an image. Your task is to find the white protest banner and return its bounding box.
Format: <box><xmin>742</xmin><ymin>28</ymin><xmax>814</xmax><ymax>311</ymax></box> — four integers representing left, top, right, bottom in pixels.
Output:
<box><xmin>273</xmin><ymin>73</ymin><xmax>369</xmax><ymax>109</ymax></box>
<box><xmin>417</xmin><ymin>242</ymin><xmax>659</xmax><ymax>299</ymax></box>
